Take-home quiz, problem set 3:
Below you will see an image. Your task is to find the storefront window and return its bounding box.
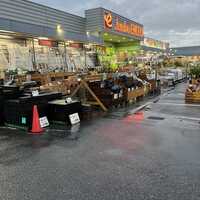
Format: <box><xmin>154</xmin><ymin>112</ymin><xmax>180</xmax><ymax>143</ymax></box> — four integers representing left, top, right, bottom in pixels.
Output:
<box><xmin>0</xmin><ymin>36</ymin><xmax>102</xmax><ymax>77</ymax></box>
<box><xmin>34</xmin><ymin>40</ymin><xmax>66</xmax><ymax>73</ymax></box>
<box><xmin>85</xmin><ymin>44</ymin><xmax>100</xmax><ymax>69</ymax></box>
<box><xmin>66</xmin><ymin>44</ymin><xmax>85</xmax><ymax>72</ymax></box>
<box><xmin>0</xmin><ymin>37</ymin><xmax>33</xmax><ymax>75</ymax></box>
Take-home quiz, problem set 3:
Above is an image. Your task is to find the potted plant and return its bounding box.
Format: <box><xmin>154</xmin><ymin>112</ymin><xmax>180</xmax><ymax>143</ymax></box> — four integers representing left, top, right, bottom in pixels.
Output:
<box><xmin>190</xmin><ymin>66</ymin><xmax>200</xmax><ymax>80</ymax></box>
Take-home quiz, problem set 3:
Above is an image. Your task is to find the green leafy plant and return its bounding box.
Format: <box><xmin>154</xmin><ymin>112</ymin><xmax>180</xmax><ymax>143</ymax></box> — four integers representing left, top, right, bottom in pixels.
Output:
<box><xmin>190</xmin><ymin>66</ymin><xmax>200</xmax><ymax>79</ymax></box>
<box><xmin>174</xmin><ymin>60</ymin><xmax>183</xmax><ymax>67</ymax></box>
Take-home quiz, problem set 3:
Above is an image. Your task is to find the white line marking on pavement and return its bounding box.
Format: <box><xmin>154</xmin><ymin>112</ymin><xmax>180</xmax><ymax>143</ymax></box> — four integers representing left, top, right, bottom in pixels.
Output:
<box><xmin>177</xmin><ymin>116</ymin><xmax>200</xmax><ymax>122</ymax></box>
<box><xmin>155</xmin><ymin>102</ymin><xmax>200</xmax><ymax>107</ymax></box>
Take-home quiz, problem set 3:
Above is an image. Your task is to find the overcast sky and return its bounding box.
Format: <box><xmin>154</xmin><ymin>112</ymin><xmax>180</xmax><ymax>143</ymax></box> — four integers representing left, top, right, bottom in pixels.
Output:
<box><xmin>33</xmin><ymin>0</ymin><xmax>200</xmax><ymax>47</ymax></box>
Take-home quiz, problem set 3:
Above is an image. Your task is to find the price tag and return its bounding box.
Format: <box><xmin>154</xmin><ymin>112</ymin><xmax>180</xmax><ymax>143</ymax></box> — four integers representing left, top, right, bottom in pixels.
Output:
<box><xmin>39</xmin><ymin>117</ymin><xmax>49</xmax><ymax>128</ymax></box>
<box><xmin>69</xmin><ymin>113</ymin><xmax>80</xmax><ymax>125</ymax></box>
<box><xmin>32</xmin><ymin>90</ymin><xmax>39</xmax><ymax>97</ymax></box>
<box><xmin>21</xmin><ymin>117</ymin><xmax>27</xmax><ymax>125</ymax></box>
<box><xmin>100</xmin><ymin>82</ymin><xmax>105</xmax><ymax>88</ymax></box>
<box><xmin>114</xmin><ymin>93</ymin><xmax>118</xmax><ymax>99</ymax></box>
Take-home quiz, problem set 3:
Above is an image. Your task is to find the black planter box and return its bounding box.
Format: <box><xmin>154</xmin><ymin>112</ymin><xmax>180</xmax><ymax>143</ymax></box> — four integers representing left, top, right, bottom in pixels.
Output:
<box><xmin>0</xmin><ymin>94</ymin><xmax>4</xmax><ymax>125</ymax></box>
<box><xmin>4</xmin><ymin>92</ymin><xmax>62</xmax><ymax>129</ymax></box>
<box><xmin>48</xmin><ymin>100</ymin><xmax>82</xmax><ymax>124</ymax></box>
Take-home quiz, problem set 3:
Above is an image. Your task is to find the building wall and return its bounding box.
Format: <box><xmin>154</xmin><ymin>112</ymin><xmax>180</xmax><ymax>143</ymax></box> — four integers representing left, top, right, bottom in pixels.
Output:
<box><xmin>0</xmin><ymin>1</ymin><xmax>145</xmax><ymax>44</ymax></box>
<box><xmin>0</xmin><ymin>0</ymin><xmax>104</xmax><ymax>43</ymax></box>
<box><xmin>85</xmin><ymin>7</ymin><xmax>144</xmax><ymax>41</ymax></box>
<box><xmin>171</xmin><ymin>46</ymin><xmax>200</xmax><ymax>57</ymax></box>
<box><xmin>0</xmin><ymin>0</ymin><xmax>86</xmax><ymax>34</ymax></box>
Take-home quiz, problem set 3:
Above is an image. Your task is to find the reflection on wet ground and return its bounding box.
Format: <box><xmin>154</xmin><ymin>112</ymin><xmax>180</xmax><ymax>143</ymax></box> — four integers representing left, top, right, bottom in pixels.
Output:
<box><xmin>0</xmin><ymin>83</ymin><xmax>200</xmax><ymax>200</ymax></box>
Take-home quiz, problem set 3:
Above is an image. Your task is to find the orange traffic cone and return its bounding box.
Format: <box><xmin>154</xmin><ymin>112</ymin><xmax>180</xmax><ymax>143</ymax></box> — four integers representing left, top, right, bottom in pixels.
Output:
<box><xmin>30</xmin><ymin>105</ymin><xmax>44</xmax><ymax>134</ymax></box>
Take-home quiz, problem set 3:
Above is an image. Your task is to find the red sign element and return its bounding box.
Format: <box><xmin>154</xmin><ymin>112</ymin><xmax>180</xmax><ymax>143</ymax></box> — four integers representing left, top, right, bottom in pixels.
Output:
<box><xmin>104</xmin><ymin>12</ymin><xmax>113</xmax><ymax>28</ymax></box>
<box><xmin>69</xmin><ymin>43</ymin><xmax>83</xmax><ymax>49</ymax></box>
<box><xmin>39</xmin><ymin>40</ymin><xmax>58</xmax><ymax>47</ymax></box>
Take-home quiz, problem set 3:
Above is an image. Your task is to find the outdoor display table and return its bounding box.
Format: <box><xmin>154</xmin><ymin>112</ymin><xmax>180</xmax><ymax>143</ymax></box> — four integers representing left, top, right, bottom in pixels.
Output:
<box><xmin>4</xmin><ymin>92</ymin><xmax>62</xmax><ymax>129</ymax></box>
<box><xmin>48</xmin><ymin>100</ymin><xmax>82</xmax><ymax>124</ymax></box>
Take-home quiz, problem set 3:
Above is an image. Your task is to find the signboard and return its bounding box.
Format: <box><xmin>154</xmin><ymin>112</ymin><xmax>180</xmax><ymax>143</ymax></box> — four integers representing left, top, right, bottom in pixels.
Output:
<box><xmin>104</xmin><ymin>11</ymin><xmax>144</xmax><ymax>38</ymax></box>
<box><xmin>104</xmin><ymin>13</ymin><xmax>113</xmax><ymax>28</ymax></box>
<box><xmin>39</xmin><ymin>40</ymin><xmax>58</xmax><ymax>47</ymax></box>
<box><xmin>69</xmin><ymin>113</ymin><xmax>80</xmax><ymax>125</ymax></box>
<box><xmin>69</xmin><ymin>43</ymin><xmax>83</xmax><ymax>49</ymax></box>
<box><xmin>21</xmin><ymin>117</ymin><xmax>27</xmax><ymax>125</ymax></box>
<box><xmin>32</xmin><ymin>90</ymin><xmax>39</xmax><ymax>97</ymax></box>
<box><xmin>39</xmin><ymin>117</ymin><xmax>49</xmax><ymax>128</ymax></box>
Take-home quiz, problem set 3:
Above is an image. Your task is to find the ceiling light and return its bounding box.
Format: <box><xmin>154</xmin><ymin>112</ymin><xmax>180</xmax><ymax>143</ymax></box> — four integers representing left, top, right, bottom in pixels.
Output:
<box><xmin>38</xmin><ymin>37</ymin><xmax>49</xmax><ymax>40</ymax></box>
<box><xmin>57</xmin><ymin>25</ymin><xmax>63</xmax><ymax>34</ymax></box>
<box><xmin>0</xmin><ymin>35</ymin><xmax>14</xmax><ymax>39</ymax></box>
<box><xmin>0</xmin><ymin>30</ymin><xmax>15</xmax><ymax>34</ymax></box>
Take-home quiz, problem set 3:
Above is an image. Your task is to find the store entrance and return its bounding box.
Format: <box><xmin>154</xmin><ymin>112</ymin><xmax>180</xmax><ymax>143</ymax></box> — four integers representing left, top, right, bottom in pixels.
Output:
<box><xmin>100</xmin><ymin>32</ymin><xmax>141</xmax><ymax>70</ymax></box>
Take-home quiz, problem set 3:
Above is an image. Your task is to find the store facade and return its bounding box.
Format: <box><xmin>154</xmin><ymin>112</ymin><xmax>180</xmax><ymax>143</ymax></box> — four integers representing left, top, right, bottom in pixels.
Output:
<box><xmin>0</xmin><ymin>0</ymin><xmax>144</xmax><ymax>77</ymax></box>
<box><xmin>138</xmin><ymin>37</ymin><xmax>169</xmax><ymax>63</ymax></box>
<box><xmin>86</xmin><ymin>8</ymin><xmax>144</xmax><ymax>69</ymax></box>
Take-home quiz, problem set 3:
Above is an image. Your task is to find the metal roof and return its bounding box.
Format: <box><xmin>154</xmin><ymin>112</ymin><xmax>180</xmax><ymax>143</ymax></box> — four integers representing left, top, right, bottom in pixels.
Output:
<box><xmin>171</xmin><ymin>46</ymin><xmax>200</xmax><ymax>56</ymax></box>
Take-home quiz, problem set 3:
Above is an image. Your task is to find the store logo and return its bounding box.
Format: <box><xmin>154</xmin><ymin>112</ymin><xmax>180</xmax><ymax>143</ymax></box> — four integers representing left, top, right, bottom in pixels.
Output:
<box><xmin>104</xmin><ymin>12</ymin><xmax>113</xmax><ymax>29</ymax></box>
<box><xmin>115</xmin><ymin>17</ymin><xmax>144</xmax><ymax>37</ymax></box>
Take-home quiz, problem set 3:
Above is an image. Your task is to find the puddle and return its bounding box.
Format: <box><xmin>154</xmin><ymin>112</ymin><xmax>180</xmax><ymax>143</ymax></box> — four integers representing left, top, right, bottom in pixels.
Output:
<box><xmin>148</xmin><ymin>116</ymin><xmax>165</xmax><ymax>120</ymax></box>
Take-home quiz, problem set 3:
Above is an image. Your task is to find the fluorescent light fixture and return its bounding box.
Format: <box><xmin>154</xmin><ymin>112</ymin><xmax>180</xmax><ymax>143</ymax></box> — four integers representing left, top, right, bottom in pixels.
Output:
<box><xmin>0</xmin><ymin>35</ymin><xmax>13</xmax><ymax>39</ymax></box>
<box><xmin>38</xmin><ymin>37</ymin><xmax>49</xmax><ymax>40</ymax></box>
<box><xmin>57</xmin><ymin>25</ymin><xmax>63</xmax><ymax>34</ymax></box>
<box><xmin>0</xmin><ymin>30</ymin><xmax>15</xmax><ymax>34</ymax></box>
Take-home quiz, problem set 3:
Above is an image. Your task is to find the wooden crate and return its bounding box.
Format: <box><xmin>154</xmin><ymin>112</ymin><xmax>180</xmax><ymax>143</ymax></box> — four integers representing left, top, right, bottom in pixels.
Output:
<box><xmin>31</xmin><ymin>74</ymin><xmax>49</xmax><ymax>85</ymax></box>
<box><xmin>192</xmin><ymin>79</ymin><xmax>198</xmax><ymax>85</ymax></box>
<box><xmin>87</xmin><ymin>81</ymin><xmax>125</xmax><ymax>108</ymax></box>
<box><xmin>185</xmin><ymin>91</ymin><xmax>200</xmax><ymax>103</ymax></box>
<box><xmin>126</xmin><ymin>87</ymin><xmax>145</xmax><ymax>101</ymax></box>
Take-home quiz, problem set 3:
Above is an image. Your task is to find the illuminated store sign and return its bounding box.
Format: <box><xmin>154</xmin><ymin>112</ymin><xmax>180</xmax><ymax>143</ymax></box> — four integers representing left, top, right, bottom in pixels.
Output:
<box><xmin>39</xmin><ymin>40</ymin><xmax>58</xmax><ymax>47</ymax></box>
<box><xmin>104</xmin><ymin>13</ymin><xmax>113</xmax><ymax>28</ymax></box>
<box><xmin>104</xmin><ymin>12</ymin><xmax>144</xmax><ymax>38</ymax></box>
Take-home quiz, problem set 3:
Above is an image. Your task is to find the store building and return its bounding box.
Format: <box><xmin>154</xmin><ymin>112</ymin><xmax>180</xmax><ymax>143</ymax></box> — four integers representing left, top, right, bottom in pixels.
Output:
<box><xmin>0</xmin><ymin>0</ymin><xmax>144</xmax><ymax>77</ymax></box>
<box><xmin>170</xmin><ymin>46</ymin><xmax>200</xmax><ymax>63</ymax></box>
<box><xmin>138</xmin><ymin>37</ymin><xmax>169</xmax><ymax>63</ymax></box>
<box><xmin>86</xmin><ymin>8</ymin><xmax>144</xmax><ymax>69</ymax></box>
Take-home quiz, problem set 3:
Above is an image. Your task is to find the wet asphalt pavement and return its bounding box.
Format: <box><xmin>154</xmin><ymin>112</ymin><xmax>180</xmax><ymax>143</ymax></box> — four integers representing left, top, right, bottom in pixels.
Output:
<box><xmin>0</xmin><ymin>83</ymin><xmax>200</xmax><ymax>200</ymax></box>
